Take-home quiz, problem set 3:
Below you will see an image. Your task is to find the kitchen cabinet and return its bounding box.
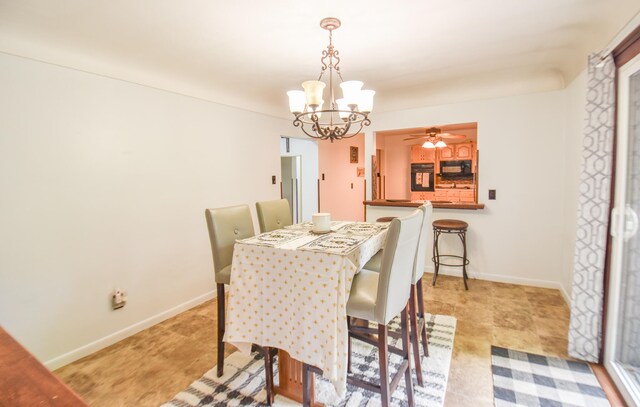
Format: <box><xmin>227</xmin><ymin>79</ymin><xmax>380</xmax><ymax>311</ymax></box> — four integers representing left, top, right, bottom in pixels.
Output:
<box><xmin>439</xmin><ymin>145</ymin><xmax>455</xmax><ymax>160</ymax></box>
<box><xmin>456</xmin><ymin>143</ymin><xmax>474</xmax><ymax>159</ymax></box>
<box><xmin>410</xmin><ymin>145</ymin><xmax>436</xmax><ymax>163</ymax></box>
<box><xmin>434</xmin><ymin>188</ymin><xmax>475</xmax><ymax>203</ymax></box>
<box><xmin>460</xmin><ymin>190</ymin><xmax>475</xmax><ymax>202</ymax></box>
<box><xmin>411</xmin><ymin>191</ymin><xmax>435</xmax><ymax>201</ymax></box>
<box><xmin>435</xmin><ymin>190</ymin><xmax>449</xmax><ymax>201</ymax></box>
<box><xmin>439</xmin><ymin>142</ymin><xmax>475</xmax><ymax>161</ymax></box>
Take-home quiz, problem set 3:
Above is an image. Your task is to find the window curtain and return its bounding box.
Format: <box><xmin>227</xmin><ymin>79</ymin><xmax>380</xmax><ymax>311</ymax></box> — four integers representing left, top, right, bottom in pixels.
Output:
<box><xmin>568</xmin><ymin>53</ymin><xmax>616</xmax><ymax>362</ymax></box>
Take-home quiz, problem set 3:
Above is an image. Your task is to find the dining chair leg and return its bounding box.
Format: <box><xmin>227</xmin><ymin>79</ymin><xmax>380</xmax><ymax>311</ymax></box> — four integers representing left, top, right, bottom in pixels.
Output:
<box><xmin>216</xmin><ymin>283</ymin><xmax>225</xmax><ymax>377</ymax></box>
<box><xmin>401</xmin><ymin>305</ymin><xmax>416</xmax><ymax>407</ymax></box>
<box><xmin>263</xmin><ymin>346</ymin><xmax>274</xmax><ymax>405</ymax></box>
<box><xmin>302</xmin><ymin>363</ymin><xmax>312</xmax><ymax>407</ymax></box>
<box><xmin>378</xmin><ymin>323</ymin><xmax>390</xmax><ymax>407</ymax></box>
<box><xmin>408</xmin><ymin>285</ymin><xmax>424</xmax><ymax>386</ymax></box>
<box><xmin>416</xmin><ymin>277</ymin><xmax>429</xmax><ymax>357</ymax></box>
<box><xmin>347</xmin><ymin>316</ymin><xmax>352</xmax><ymax>374</ymax></box>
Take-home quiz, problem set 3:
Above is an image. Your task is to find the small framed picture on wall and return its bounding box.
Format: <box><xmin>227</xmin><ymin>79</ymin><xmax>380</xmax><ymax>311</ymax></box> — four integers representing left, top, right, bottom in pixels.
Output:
<box><xmin>350</xmin><ymin>146</ymin><xmax>358</xmax><ymax>163</ymax></box>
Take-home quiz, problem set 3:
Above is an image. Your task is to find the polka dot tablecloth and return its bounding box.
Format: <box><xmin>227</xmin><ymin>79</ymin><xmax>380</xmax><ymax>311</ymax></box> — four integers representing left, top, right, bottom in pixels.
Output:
<box><xmin>224</xmin><ymin>223</ymin><xmax>387</xmax><ymax>397</ymax></box>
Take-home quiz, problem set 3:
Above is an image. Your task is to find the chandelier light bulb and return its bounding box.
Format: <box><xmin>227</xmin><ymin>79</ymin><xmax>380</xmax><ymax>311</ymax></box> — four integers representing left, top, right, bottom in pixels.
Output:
<box><xmin>422</xmin><ymin>141</ymin><xmax>435</xmax><ymax>149</ymax></box>
<box><xmin>435</xmin><ymin>140</ymin><xmax>447</xmax><ymax>148</ymax></box>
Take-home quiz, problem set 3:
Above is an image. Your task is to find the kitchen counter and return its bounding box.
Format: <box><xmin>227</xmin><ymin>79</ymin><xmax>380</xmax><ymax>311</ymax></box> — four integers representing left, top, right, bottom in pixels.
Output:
<box><xmin>364</xmin><ymin>199</ymin><xmax>485</xmax><ymax>210</ymax></box>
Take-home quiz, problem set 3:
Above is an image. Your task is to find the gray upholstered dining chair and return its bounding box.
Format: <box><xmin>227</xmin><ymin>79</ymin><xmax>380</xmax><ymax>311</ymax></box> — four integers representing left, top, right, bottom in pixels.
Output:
<box><xmin>302</xmin><ymin>209</ymin><xmax>423</xmax><ymax>407</ymax></box>
<box><xmin>256</xmin><ymin>198</ymin><xmax>293</xmax><ymax>233</ymax></box>
<box><xmin>362</xmin><ymin>202</ymin><xmax>432</xmax><ymax>385</ymax></box>
<box><xmin>205</xmin><ymin>205</ymin><xmax>275</xmax><ymax>404</ymax></box>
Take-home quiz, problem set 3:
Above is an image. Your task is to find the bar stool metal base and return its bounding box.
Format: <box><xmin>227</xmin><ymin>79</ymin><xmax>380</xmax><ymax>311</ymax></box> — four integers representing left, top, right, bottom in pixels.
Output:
<box><xmin>432</xmin><ymin>220</ymin><xmax>469</xmax><ymax>290</ymax></box>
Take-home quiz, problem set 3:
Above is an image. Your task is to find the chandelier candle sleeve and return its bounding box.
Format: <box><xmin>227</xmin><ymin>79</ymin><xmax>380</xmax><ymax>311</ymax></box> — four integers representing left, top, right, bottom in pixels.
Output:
<box><xmin>336</xmin><ymin>98</ymin><xmax>350</xmax><ymax>120</ymax></box>
<box><xmin>287</xmin><ymin>90</ymin><xmax>306</xmax><ymax>114</ymax></box>
<box><xmin>302</xmin><ymin>80</ymin><xmax>325</xmax><ymax>107</ymax></box>
<box><xmin>340</xmin><ymin>80</ymin><xmax>363</xmax><ymax>107</ymax></box>
<box><xmin>358</xmin><ymin>90</ymin><xmax>376</xmax><ymax>113</ymax></box>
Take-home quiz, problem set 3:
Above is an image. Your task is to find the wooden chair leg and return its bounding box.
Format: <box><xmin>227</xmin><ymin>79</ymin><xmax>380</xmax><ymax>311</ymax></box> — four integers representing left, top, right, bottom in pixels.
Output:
<box><xmin>416</xmin><ymin>277</ymin><xmax>429</xmax><ymax>357</ymax></box>
<box><xmin>302</xmin><ymin>363</ymin><xmax>312</xmax><ymax>407</ymax></box>
<box><xmin>378</xmin><ymin>323</ymin><xmax>390</xmax><ymax>407</ymax></box>
<box><xmin>401</xmin><ymin>305</ymin><xmax>415</xmax><ymax>407</ymax></box>
<box><xmin>409</xmin><ymin>285</ymin><xmax>424</xmax><ymax>386</ymax></box>
<box><xmin>216</xmin><ymin>283</ymin><xmax>225</xmax><ymax>377</ymax></box>
<box><xmin>347</xmin><ymin>316</ymin><xmax>352</xmax><ymax>374</ymax></box>
<box><xmin>263</xmin><ymin>346</ymin><xmax>274</xmax><ymax>405</ymax></box>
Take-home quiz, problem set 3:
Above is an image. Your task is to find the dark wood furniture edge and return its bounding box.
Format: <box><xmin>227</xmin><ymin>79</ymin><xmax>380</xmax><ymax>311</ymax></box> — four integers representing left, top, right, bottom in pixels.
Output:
<box><xmin>591</xmin><ymin>363</ymin><xmax>628</xmax><ymax>406</ymax></box>
<box><xmin>613</xmin><ymin>23</ymin><xmax>640</xmax><ymax>67</ymax></box>
<box><xmin>364</xmin><ymin>200</ymin><xmax>485</xmax><ymax>210</ymax></box>
<box><xmin>0</xmin><ymin>327</ymin><xmax>88</xmax><ymax>406</ymax></box>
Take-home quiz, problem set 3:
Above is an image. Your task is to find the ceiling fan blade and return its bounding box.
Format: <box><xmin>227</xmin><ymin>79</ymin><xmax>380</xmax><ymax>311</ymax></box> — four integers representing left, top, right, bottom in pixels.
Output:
<box><xmin>439</xmin><ymin>133</ymin><xmax>466</xmax><ymax>140</ymax></box>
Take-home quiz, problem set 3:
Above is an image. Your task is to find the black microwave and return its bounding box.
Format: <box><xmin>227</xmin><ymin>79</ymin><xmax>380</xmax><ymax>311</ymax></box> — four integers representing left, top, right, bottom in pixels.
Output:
<box><xmin>440</xmin><ymin>160</ymin><xmax>472</xmax><ymax>179</ymax></box>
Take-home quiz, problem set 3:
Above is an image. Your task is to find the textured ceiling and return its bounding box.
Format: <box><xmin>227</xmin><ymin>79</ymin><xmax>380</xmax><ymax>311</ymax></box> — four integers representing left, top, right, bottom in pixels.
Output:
<box><xmin>0</xmin><ymin>0</ymin><xmax>638</xmax><ymax>118</ymax></box>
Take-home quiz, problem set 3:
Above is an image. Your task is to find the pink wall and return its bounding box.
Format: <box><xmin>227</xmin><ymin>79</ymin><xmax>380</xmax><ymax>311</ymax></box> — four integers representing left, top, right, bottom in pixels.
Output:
<box><xmin>318</xmin><ymin>134</ymin><xmax>365</xmax><ymax>221</ymax></box>
<box><xmin>382</xmin><ymin>136</ymin><xmax>415</xmax><ymax>199</ymax></box>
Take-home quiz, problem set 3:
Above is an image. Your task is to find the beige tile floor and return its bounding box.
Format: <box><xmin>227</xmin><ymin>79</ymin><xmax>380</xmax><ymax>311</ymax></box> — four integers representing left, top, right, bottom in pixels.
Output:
<box><xmin>55</xmin><ymin>274</ymin><xmax>571</xmax><ymax>406</ymax></box>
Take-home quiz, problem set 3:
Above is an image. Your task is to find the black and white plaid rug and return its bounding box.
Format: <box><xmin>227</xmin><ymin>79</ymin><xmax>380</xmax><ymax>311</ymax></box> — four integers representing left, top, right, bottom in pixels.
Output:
<box><xmin>163</xmin><ymin>314</ymin><xmax>456</xmax><ymax>407</ymax></box>
<box><xmin>491</xmin><ymin>346</ymin><xmax>610</xmax><ymax>406</ymax></box>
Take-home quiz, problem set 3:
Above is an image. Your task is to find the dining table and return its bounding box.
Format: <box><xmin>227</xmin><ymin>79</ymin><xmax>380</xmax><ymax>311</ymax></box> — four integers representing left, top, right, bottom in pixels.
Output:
<box><xmin>224</xmin><ymin>220</ymin><xmax>388</xmax><ymax>405</ymax></box>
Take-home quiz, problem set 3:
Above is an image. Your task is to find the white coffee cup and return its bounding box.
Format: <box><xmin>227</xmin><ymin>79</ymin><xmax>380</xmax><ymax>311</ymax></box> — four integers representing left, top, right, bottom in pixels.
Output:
<box><xmin>312</xmin><ymin>213</ymin><xmax>331</xmax><ymax>232</ymax></box>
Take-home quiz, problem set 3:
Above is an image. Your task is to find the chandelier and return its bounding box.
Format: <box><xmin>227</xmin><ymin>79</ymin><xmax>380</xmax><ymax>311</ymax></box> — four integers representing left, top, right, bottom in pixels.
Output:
<box><xmin>287</xmin><ymin>17</ymin><xmax>374</xmax><ymax>142</ymax></box>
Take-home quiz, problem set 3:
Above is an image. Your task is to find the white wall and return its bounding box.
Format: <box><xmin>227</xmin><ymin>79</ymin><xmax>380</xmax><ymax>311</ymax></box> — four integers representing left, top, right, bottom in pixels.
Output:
<box><xmin>561</xmin><ymin>70</ymin><xmax>588</xmax><ymax>299</ymax></box>
<box><xmin>367</xmin><ymin>90</ymin><xmax>572</xmax><ymax>299</ymax></box>
<box><xmin>0</xmin><ymin>53</ymin><xmax>290</xmax><ymax>368</ymax></box>
<box><xmin>279</xmin><ymin>137</ymin><xmax>318</xmax><ymax>221</ymax></box>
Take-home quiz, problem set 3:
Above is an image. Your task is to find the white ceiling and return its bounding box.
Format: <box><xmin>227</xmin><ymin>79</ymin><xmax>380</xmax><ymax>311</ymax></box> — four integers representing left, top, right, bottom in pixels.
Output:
<box><xmin>1</xmin><ymin>1</ymin><xmax>638</xmax><ymax>118</ymax></box>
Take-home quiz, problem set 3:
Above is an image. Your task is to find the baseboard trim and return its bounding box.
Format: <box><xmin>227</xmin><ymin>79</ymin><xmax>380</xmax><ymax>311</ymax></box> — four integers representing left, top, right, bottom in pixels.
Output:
<box><xmin>428</xmin><ymin>266</ymin><xmax>570</xmax><ymax>305</ymax></box>
<box><xmin>44</xmin><ymin>290</ymin><xmax>215</xmax><ymax>370</ymax></box>
<box><xmin>558</xmin><ymin>284</ymin><xmax>571</xmax><ymax>306</ymax></box>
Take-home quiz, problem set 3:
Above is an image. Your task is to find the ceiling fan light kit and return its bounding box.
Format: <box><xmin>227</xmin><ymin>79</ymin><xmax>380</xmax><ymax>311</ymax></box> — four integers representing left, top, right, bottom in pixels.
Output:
<box><xmin>415</xmin><ymin>127</ymin><xmax>448</xmax><ymax>148</ymax></box>
<box><xmin>287</xmin><ymin>17</ymin><xmax>374</xmax><ymax>142</ymax></box>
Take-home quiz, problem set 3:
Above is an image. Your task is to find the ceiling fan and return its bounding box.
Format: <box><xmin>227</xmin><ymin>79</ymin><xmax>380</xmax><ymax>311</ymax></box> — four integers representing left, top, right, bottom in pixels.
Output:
<box><xmin>403</xmin><ymin>127</ymin><xmax>466</xmax><ymax>142</ymax></box>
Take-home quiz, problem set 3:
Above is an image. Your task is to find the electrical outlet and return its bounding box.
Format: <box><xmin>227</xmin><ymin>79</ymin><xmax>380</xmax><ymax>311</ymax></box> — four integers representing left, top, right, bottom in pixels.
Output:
<box><xmin>488</xmin><ymin>189</ymin><xmax>496</xmax><ymax>200</ymax></box>
<box><xmin>112</xmin><ymin>288</ymin><xmax>127</xmax><ymax>310</ymax></box>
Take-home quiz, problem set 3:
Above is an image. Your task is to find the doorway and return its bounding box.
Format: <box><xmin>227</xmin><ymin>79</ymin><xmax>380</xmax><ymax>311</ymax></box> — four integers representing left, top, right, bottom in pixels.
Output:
<box><xmin>281</xmin><ymin>156</ymin><xmax>302</xmax><ymax>223</ymax></box>
<box><xmin>605</xmin><ymin>51</ymin><xmax>640</xmax><ymax>405</ymax></box>
<box><xmin>317</xmin><ymin>134</ymin><xmax>366</xmax><ymax>221</ymax></box>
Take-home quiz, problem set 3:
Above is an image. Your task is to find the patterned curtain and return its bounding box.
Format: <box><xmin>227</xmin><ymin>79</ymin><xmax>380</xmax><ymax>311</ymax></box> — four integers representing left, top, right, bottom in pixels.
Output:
<box><xmin>568</xmin><ymin>53</ymin><xmax>616</xmax><ymax>362</ymax></box>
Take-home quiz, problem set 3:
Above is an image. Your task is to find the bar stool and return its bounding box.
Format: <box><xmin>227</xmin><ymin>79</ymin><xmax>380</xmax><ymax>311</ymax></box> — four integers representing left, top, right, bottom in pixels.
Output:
<box><xmin>432</xmin><ymin>219</ymin><xmax>469</xmax><ymax>290</ymax></box>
